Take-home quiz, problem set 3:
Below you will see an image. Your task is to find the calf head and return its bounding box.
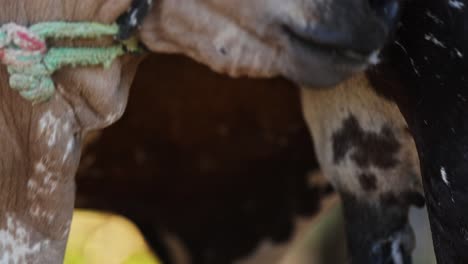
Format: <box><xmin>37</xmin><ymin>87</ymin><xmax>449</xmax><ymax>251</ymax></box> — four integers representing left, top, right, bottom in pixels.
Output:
<box><xmin>139</xmin><ymin>0</ymin><xmax>401</xmax><ymax>87</ymax></box>
<box><xmin>0</xmin><ymin>0</ymin><xmax>404</xmax><ymax>262</ymax></box>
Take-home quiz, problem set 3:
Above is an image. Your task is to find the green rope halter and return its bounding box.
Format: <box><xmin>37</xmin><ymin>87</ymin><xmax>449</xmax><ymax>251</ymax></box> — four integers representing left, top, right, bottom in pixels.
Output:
<box><xmin>0</xmin><ymin>22</ymin><xmax>141</xmax><ymax>103</ymax></box>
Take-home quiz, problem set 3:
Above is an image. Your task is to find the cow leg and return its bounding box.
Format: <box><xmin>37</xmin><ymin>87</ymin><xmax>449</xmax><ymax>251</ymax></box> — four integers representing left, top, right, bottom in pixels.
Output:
<box><xmin>365</xmin><ymin>0</ymin><xmax>468</xmax><ymax>261</ymax></box>
<box><xmin>300</xmin><ymin>74</ymin><xmax>424</xmax><ymax>264</ymax></box>
<box><xmin>369</xmin><ymin>66</ymin><xmax>468</xmax><ymax>263</ymax></box>
<box><xmin>400</xmin><ymin>93</ymin><xmax>468</xmax><ymax>263</ymax></box>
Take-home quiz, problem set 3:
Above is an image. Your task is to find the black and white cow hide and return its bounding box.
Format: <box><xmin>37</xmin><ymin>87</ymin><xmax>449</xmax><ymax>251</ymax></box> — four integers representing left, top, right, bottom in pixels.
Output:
<box><xmin>369</xmin><ymin>0</ymin><xmax>468</xmax><ymax>262</ymax></box>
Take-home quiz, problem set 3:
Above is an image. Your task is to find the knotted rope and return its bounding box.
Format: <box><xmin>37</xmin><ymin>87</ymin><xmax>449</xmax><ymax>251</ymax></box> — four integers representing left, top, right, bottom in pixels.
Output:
<box><xmin>0</xmin><ymin>22</ymin><xmax>139</xmax><ymax>103</ymax></box>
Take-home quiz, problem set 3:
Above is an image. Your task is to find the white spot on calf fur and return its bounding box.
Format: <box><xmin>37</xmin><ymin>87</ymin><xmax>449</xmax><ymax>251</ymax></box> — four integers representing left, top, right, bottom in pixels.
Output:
<box><xmin>61</xmin><ymin>220</ymin><xmax>72</xmax><ymax>239</ymax></box>
<box><xmin>441</xmin><ymin>167</ymin><xmax>450</xmax><ymax>186</ymax></box>
<box><xmin>29</xmin><ymin>205</ymin><xmax>55</xmax><ymax>224</ymax></box>
<box><xmin>449</xmin><ymin>0</ymin><xmax>465</xmax><ymax>9</ymax></box>
<box><xmin>27</xmin><ymin>181</ymin><xmax>57</xmax><ymax>223</ymax></box>
<box><xmin>62</xmin><ymin>122</ymin><xmax>70</xmax><ymax>133</ymax></box>
<box><xmin>62</xmin><ymin>138</ymin><xmax>74</xmax><ymax>163</ymax></box>
<box><xmin>105</xmin><ymin>113</ymin><xmax>121</xmax><ymax>125</ymax></box>
<box><xmin>38</xmin><ymin>111</ymin><xmax>60</xmax><ymax>147</ymax></box>
<box><xmin>0</xmin><ymin>215</ymin><xmax>50</xmax><ymax>263</ymax></box>
<box><xmin>29</xmin><ymin>159</ymin><xmax>63</xmax><ymax>224</ymax></box>
<box><xmin>38</xmin><ymin>111</ymin><xmax>73</xmax><ymax>149</ymax></box>
<box><xmin>27</xmin><ymin>178</ymin><xmax>57</xmax><ymax>198</ymax></box>
<box><xmin>105</xmin><ymin>103</ymin><xmax>126</xmax><ymax>125</ymax></box>
<box><xmin>28</xmin><ymin>162</ymin><xmax>59</xmax><ymax>197</ymax></box>
<box><xmin>34</xmin><ymin>162</ymin><xmax>46</xmax><ymax>174</ymax></box>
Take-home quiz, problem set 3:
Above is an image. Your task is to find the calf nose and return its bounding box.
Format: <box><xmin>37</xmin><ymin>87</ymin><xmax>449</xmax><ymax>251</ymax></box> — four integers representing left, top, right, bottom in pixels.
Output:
<box><xmin>369</xmin><ymin>0</ymin><xmax>400</xmax><ymax>28</ymax></box>
<box><xmin>302</xmin><ymin>25</ymin><xmax>384</xmax><ymax>56</ymax></box>
<box><xmin>285</xmin><ymin>0</ymin><xmax>400</xmax><ymax>59</ymax></box>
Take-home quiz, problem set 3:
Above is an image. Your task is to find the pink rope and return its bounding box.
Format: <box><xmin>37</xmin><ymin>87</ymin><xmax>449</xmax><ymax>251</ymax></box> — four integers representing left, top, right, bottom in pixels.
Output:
<box><xmin>0</xmin><ymin>23</ymin><xmax>47</xmax><ymax>68</ymax></box>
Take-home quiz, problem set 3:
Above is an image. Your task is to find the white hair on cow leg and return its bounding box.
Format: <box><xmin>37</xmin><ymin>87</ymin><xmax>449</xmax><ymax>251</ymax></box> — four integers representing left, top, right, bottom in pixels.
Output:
<box><xmin>440</xmin><ymin>167</ymin><xmax>456</xmax><ymax>203</ymax></box>
<box><xmin>368</xmin><ymin>50</ymin><xmax>380</xmax><ymax>65</ymax></box>
<box><xmin>425</xmin><ymin>11</ymin><xmax>444</xmax><ymax>24</ymax></box>
<box><xmin>394</xmin><ymin>41</ymin><xmax>420</xmax><ymax>76</ymax></box>
<box><xmin>449</xmin><ymin>0</ymin><xmax>465</xmax><ymax>10</ymax></box>
<box><xmin>454</xmin><ymin>48</ymin><xmax>464</xmax><ymax>58</ymax></box>
<box><xmin>440</xmin><ymin>167</ymin><xmax>450</xmax><ymax>186</ymax></box>
<box><xmin>0</xmin><ymin>215</ymin><xmax>50</xmax><ymax>263</ymax></box>
<box><xmin>391</xmin><ymin>235</ymin><xmax>404</xmax><ymax>264</ymax></box>
<box><xmin>424</xmin><ymin>33</ymin><xmax>447</xmax><ymax>48</ymax></box>
<box><xmin>129</xmin><ymin>9</ymin><xmax>139</xmax><ymax>27</ymax></box>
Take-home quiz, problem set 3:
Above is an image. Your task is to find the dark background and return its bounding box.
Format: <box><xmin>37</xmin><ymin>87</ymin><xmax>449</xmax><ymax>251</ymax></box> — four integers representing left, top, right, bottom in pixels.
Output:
<box><xmin>75</xmin><ymin>54</ymin><xmax>331</xmax><ymax>263</ymax></box>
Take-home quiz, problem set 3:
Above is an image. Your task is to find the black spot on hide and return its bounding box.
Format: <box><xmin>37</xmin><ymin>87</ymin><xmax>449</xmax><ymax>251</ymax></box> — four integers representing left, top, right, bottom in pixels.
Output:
<box><xmin>332</xmin><ymin>115</ymin><xmax>401</xmax><ymax>169</ymax></box>
<box><xmin>358</xmin><ymin>172</ymin><xmax>378</xmax><ymax>191</ymax></box>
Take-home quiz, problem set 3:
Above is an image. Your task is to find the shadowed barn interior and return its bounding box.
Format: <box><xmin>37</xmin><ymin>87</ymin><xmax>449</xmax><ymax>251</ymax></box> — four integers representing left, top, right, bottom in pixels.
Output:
<box><xmin>75</xmin><ymin>54</ymin><xmax>334</xmax><ymax>264</ymax></box>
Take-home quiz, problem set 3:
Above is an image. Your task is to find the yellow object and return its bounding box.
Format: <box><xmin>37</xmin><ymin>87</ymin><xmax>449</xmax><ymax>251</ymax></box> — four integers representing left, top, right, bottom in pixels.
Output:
<box><xmin>64</xmin><ymin>210</ymin><xmax>161</xmax><ymax>264</ymax></box>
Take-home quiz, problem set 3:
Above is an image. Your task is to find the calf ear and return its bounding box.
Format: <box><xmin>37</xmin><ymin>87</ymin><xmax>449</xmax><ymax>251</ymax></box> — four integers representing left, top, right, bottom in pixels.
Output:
<box><xmin>117</xmin><ymin>0</ymin><xmax>153</xmax><ymax>40</ymax></box>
